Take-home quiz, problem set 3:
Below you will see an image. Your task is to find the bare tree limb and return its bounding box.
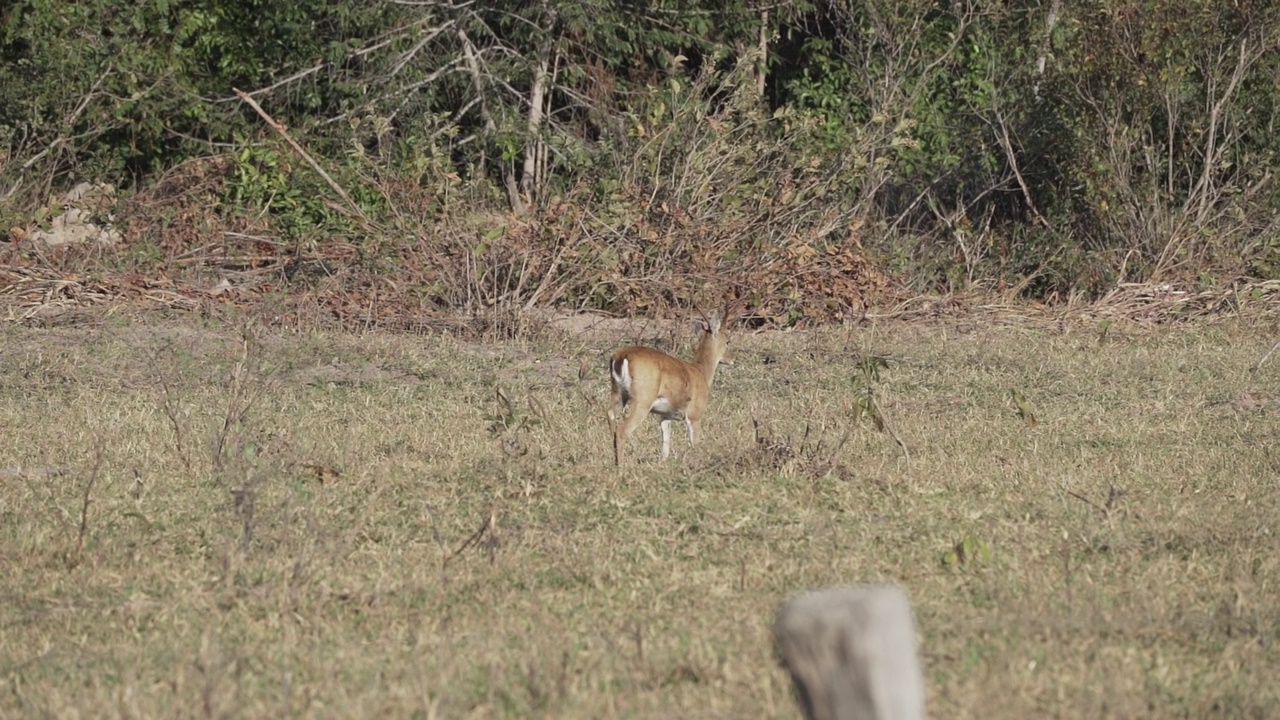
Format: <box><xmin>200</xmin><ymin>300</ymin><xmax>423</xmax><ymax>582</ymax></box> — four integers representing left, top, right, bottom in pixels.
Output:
<box><xmin>67</xmin><ymin>444</ymin><xmax>106</xmax><ymax>568</ymax></box>
<box><xmin>1187</xmin><ymin>36</ymin><xmax>1265</xmax><ymax>225</ymax></box>
<box><xmin>456</xmin><ymin>26</ymin><xmax>525</xmax><ymax>213</ymax></box>
<box><xmin>216</xmin><ymin>24</ymin><xmax>421</xmax><ymax>104</ymax></box>
<box><xmin>233</xmin><ymin>89</ymin><xmax>375</xmax><ymax>227</ymax></box>
<box><xmin>19</xmin><ymin>60</ymin><xmax>115</xmax><ymax>173</ymax></box>
<box><xmin>993</xmin><ymin>107</ymin><xmax>1053</xmax><ymax>231</ymax></box>
<box><xmin>388</xmin><ymin>18</ymin><xmax>459</xmax><ymax>78</ymax></box>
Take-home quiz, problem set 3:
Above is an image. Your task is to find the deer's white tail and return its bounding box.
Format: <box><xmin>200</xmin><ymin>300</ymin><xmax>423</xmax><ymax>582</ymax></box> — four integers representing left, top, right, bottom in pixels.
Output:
<box><xmin>611</xmin><ymin>357</ymin><xmax>631</xmax><ymax>395</ymax></box>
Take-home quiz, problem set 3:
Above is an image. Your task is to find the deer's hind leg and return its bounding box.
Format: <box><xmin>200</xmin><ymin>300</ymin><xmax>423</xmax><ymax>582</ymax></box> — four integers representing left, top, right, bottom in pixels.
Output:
<box><xmin>613</xmin><ymin>384</ymin><xmax>660</xmax><ymax>466</ymax></box>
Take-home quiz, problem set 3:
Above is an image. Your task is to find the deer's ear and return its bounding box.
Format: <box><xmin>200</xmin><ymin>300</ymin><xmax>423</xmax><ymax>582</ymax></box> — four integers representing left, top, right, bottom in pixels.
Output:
<box><xmin>693</xmin><ymin>303</ymin><xmax>712</xmax><ymax>328</ymax></box>
<box><xmin>721</xmin><ymin>298</ymin><xmax>742</xmax><ymax>326</ymax></box>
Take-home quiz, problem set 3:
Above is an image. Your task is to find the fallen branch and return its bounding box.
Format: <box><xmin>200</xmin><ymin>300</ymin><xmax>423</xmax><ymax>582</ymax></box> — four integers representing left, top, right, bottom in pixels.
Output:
<box><xmin>1254</xmin><ymin>340</ymin><xmax>1280</xmax><ymax>374</ymax></box>
<box><xmin>443</xmin><ymin>507</ymin><xmax>499</xmax><ymax>569</ymax></box>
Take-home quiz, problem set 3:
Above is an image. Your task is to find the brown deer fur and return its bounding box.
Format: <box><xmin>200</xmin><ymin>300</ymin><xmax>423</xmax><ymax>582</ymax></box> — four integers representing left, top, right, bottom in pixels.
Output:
<box><xmin>607</xmin><ymin>301</ymin><xmax>739</xmax><ymax>465</ymax></box>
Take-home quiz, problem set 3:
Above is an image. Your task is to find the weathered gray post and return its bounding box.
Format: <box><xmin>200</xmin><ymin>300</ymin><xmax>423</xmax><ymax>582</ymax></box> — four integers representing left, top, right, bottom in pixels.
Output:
<box><xmin>774</xmin><ymin>585</ymin><xmax>926</xmax><ymax>720</ymax></box>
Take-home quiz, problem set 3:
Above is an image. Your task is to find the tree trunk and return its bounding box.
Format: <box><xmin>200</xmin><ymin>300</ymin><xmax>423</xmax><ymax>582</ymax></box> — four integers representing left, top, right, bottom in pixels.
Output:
<box><xmin>757</xmin><ymin>9</ymin><xmax>770</xmax><ymax>97</ymax></box>
<box><xmin>521</xmin><ymin>4</ymin><xmax>556</xmax><ymax>207</ymax></box>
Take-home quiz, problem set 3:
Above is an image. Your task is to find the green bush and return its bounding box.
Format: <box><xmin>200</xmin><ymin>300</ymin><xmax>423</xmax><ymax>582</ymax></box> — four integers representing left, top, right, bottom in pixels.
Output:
<box><xmin>3</xmin><ymin>0</ymin><xmax>1278</xmax><ymax>300</ymax></box>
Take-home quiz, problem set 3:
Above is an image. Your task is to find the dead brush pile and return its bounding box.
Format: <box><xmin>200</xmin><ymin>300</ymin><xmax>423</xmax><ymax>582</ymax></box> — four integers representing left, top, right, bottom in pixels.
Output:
<box><xmin>730</xmin><ymin>418</ymin><xmax>856</xmax><ymax>483</ymax></box>
<box><xmin>2</xmin><ymin>165</ymin><xmax>895</xmax><ymax>331</ymax></box>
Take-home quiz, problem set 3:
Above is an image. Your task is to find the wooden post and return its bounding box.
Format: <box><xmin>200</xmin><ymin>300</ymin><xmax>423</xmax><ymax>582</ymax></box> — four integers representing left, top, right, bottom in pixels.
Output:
<box><xmin>774</xmin><ymin>585</ymin><xmax>926</xmax><ymax>720</ymax></box>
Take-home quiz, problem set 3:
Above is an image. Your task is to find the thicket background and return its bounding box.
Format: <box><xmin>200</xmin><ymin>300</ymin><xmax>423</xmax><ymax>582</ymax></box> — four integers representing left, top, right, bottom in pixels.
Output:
<box><xmin>3</xmin><ymin>0</ymin><xmax>1279</xmax><ymax>325</ymax></box>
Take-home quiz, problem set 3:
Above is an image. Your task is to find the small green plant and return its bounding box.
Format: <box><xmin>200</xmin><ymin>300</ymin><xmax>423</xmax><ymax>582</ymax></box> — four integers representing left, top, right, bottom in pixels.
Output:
<box><xmin>1009</xmin><ymin>388</ymin><xmax>1038</xmax><ymax>428</ymax></box>
<box><xmin>486</xmin><ymin>386</ymin><xmax>544</xmax><ymax>438</ymax></box>
<box><xmin>224</xmin><ymin>142</ymin><xmax>334</xmax><ymax>238</ymax></box>
<box><xmin>485</xmin><ymin>385</ymin><xmax>548</xmax><ymax>462</ymax></box>
<box><xmin>941</xmin><ymin>532</ymin><xmax>993</xmax><ymax>569</ymax></box>
<box><xmin>850</xmin><ymin>355</ymin><xmax>908</xmax><ymax>462</ymax></box>
<box><xmin>1096</xmin><ymin>319</ymin><xmax>1113</xmax><ymax>345</ymax></box>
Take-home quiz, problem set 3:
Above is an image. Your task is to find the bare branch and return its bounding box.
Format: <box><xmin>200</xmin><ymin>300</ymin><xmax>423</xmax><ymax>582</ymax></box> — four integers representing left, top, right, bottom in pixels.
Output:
<box><xmin>68</xmin><ymin>444</ymin><xmax>106</xmax><ymax>568</ymax></box>
<box><xmin>1187</xmin><ymin>36</ymin><xmax>1265</xmax><ymax>225</ymax></box>
<box><xmin>993</xmin><ymin>108</ymin><xmax>1053</xmax><ymax>231</ymax></box>
<box><xmin>216</xmin><ymin>27</ymin><xmax>415</xmax><ymax>104</ymax></box>
<box><xmin>233</xmin><ymin>89</ymin><xmax>375</xmax><ymax>227</ymax></box>
<box><xmin>456</xmin><ymin>25</ymin><xmax>525</xmax><ymax>213</ymax></box>
<box><xmin>20</xmin><ymin>60</ymin><xmax>115</xmax><ymax>172</ymax></box>
<box><xmin>388</xmin><ymin>18</ymin><xmax>459</xmax><ymax>78</ymax></box>
<box><xmin>520</xmin><ymin>0</ymin><xmax>557</xmax><ymax>203</ymax></box>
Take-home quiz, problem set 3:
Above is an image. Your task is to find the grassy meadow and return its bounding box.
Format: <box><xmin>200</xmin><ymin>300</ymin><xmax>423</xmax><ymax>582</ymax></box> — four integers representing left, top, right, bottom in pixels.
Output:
<box><xmin>0</xmin><ymin>312</ymin><xmax>1277</xmax><ymax>719</ymax></box>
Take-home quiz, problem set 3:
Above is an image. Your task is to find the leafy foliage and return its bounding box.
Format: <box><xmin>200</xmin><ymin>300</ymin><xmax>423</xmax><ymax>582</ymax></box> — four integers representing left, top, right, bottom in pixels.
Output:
<box><xmin>3</xmin><ymin>0</ymin><xmax>1280</xmax><ymax>310</ymax></box>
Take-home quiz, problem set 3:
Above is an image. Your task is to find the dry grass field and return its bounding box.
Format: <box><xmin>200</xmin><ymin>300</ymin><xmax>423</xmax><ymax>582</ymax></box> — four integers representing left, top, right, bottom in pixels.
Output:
<box><xmin>1</xmin><ymin>311</ymin><xmax>1277</xmax><ymax>719</ymax></box>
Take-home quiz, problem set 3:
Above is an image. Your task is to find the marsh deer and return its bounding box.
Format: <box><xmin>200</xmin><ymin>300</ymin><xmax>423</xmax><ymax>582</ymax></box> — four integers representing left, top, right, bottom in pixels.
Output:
<box><xmin>607</xmin><ymin>301</ymin><xmax>740</xmax><ymax>466</ymax></box>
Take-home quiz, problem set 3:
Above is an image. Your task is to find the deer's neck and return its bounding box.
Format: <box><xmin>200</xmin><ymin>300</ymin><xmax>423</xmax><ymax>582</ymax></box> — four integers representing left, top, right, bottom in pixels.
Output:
<box><xmin>692</xmin><ymin>335</ymin><xmax>720</xmax><ymax>387</ymax></box>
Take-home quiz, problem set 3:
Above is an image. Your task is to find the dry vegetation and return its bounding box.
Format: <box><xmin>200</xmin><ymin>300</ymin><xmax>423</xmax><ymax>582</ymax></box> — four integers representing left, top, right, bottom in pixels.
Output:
<box><xmin>1</xmin><ymin>310</ymin><xmax>1277</xmax><ymax>719</ymax></box>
